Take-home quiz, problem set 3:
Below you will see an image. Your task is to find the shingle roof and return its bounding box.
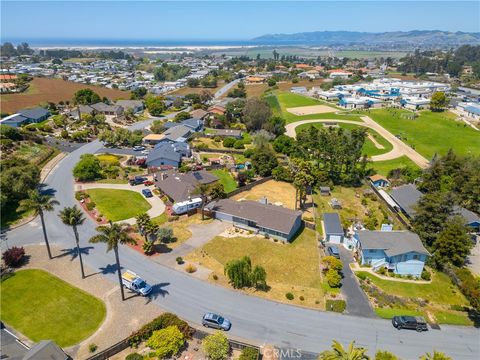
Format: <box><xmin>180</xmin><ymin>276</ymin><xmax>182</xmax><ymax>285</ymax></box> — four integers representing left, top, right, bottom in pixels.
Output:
<box><xmin>357</xmin><ymin>230</ymin><xmax>430</xmax><ymax>257</ymax></box>
<box><xmin>18</xmin><ymin>107</ymin><xmax>49</xmax><ymax>121</ymax></box>
<box><xmin>155</xmin><ymin>170</ymin><xmax>218</xmax><ymax>202</ymax></box>
<box><xmin>323</xmin><ymin>213</ymin><xmax>344</xmax><ymax>235</ymax></box>
<box><xmin>453</xmin><ymin>206</ymin><xmax>480</xmax><ymax>224</ymax></box>
<box><xmin>116</xmin><ymin>99</ymin><xmax>143</xmax><ymax>109</ymax></box>
<box><xmin>23</xmin><ymin>340</ymin><xmax>68</xmax><ymax>360</ymax></box>
<box><xmin>389</xmin><ymin>184</ymin><xmax>422</xmax><ymax>218</ymax></box>
<box><xmin>163</xmin><ymin>125</ymin><xmax>192</xmax><ymax>142</ymax></box>
<box><xmin>147</xmin><ymin>143</ymin><xmax>183</xmax><ymax>164</ymax></box>
<box><xmin>207</xmin><ymin>199</ymin><xmax>302</xmax><ymax>235</ymax></box>
<box><xmin>190</xmin><ymin>108</ymin><xmax>208</xmax><ymax>118</ymax></box>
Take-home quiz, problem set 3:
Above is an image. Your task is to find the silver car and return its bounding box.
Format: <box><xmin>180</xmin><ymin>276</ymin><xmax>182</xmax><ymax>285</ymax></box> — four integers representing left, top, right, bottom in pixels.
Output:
<box><xmin>202</xmin><ymin>313</ymin><xmax>231</xmax><ymax>331</ymax></box>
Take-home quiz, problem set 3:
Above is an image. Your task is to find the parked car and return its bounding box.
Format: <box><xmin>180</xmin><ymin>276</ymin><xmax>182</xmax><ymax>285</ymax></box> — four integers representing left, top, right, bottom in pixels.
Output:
<box><xmin>133</xmin><ymin>145</ymin><xmax>145</xmax><ymax>151</ymax></box>
<box><xmin>122</xmin><ymin>270</ymin><xmax>152</xmax><ymax>296</ymax></box>
<box><xmin>129</xmin><ymin>176</ymin><xmax>146</xmax><ymax>186</ymax></box>
<box><xmin>143</xmin><ymin>180</ymin><xmax>154</xmax><ymax>186</ymax></box>
<box><xmin>141</xmin><ymin>150</ymin><xmax>150</xmax><ymax>155</ymax></box>
<box><xmin>202</xmin><ymin>313</ymin><xmax>231</xmax><ymax>331</ymax></box>
<box><xmin>327</xmin><ymin>246</ymin><xmax>340</xmax><ymax>259</ymax></box>
<box><xmin>142</xmin><ymin>189</ymin><xmax>153</xmax><ymax>198</ymax></box>
<box><xmin>392</xmin><ymin>316</ymin><xmax>428</xmax><ymax>331</ymax></box>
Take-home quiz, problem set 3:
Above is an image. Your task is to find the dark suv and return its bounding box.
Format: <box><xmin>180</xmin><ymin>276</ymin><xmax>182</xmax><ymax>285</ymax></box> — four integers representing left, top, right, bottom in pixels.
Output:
<box><xmin>202</xmin><ymin>313</ymin><xmax>231</xmax><ymax>331</ymax></box>
<box><xmin>392</xmin><ymin>316</ymin><xmax>428</xmax><ymax>331</ymax></box>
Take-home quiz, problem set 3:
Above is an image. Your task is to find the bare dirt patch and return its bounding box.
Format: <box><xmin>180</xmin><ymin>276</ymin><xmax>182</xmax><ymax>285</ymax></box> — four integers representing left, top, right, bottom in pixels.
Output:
<box><xmin>231</xmin><ymin>180</ymin><xmax>297</xmax><ymax>209</ymax></box>
<box><xmin>286</xmin><ymin>104</ymin><xmax>336</xmax><ymax>115</ymax></box>
<box><xmin>1</xmin><ymin>77</ymin><xmax>130</xmax><ymax>113</ymax></box>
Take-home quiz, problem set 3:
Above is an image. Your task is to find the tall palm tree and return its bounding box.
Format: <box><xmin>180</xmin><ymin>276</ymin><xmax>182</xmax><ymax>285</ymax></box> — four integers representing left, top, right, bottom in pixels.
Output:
<box><xmin>59</xmin><ymin>205</ymin><xmax>86</xmax><ymax>278</ymax></box>
<box><xmin>193</xmin><ymin>183</ymin><xmax>210</xmax><ymax>220</ymax></box>
<box><xmin>135</xmin><ymin>213</ymin><xmax>151</xmax><ymax>243</ymax></box>
<box><xmin>89</xmin><ymin>222</ymin><xmax>137</xmax><ymax>301</ymax></box>
<box><xmin>319</xmin><ymin>340</ymin><xmax>369</xmax><ymax>360</ymax></box>
<box><xmin>18</xmin><ymin>189</ymin><xmax>59</xmax><ymax>259</ymax></box>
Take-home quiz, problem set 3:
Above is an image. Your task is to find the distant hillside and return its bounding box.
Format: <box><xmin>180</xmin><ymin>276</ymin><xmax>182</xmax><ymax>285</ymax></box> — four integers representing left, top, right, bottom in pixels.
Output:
<box><xmin>252</xmin><ymin>30</ymin><xmax>480</xmax><ymax>47</ymax></box>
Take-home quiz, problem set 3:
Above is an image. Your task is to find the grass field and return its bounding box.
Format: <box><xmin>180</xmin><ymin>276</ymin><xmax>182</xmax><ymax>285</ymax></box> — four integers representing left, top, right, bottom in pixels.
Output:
<box><xmin>186</xmin><ymin>228</ymin><xmax>325</xmax><ymax>308</ymax></box>
<box><xmin>86</xmin><ymin>189</ymin><xmax>151</xmax><ymax>221</ymax></box>
<box><xmin>368</xmin><ymin>156</ymin><xmax>420</xmax><ymax>176</ymax></box>
<box><xmin>368</xmin><ymin>108</ymin><xmax>480</xmax><ymax>158</ymax></box>
<box><xmin>1</xmin><ymin>77</ymin><xmax>130</xmax><ymax>114</ymax></box>
<box><xmin>210</xmin><ymin>169</ymin><xmax>238</xmax><ymax>193</ymax></box>
<box><xmin>374</xmin><ymin>307</ymin><xmax>424</xmax><ymax>319</ymax></box>
<box><xmin>295</xmin><ymin>122</ymin><xmax>393</xmax><ymax>157</ymax></box>
<box><xmin>0</xmin><ymin>269</ymin><xmax>105</xmax><ymax>347</ymax></box>
<box><xmin>14</xmin><ymin>143</ymin><xmax>55</xmax><ymax>166</ymax></box>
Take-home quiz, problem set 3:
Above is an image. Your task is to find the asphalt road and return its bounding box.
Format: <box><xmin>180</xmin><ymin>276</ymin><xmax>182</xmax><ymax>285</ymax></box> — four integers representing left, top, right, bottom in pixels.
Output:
<box><xmin>4</xmin><ymin>95</ymin><xmax>480</xmax><ymax>359</ymax></box>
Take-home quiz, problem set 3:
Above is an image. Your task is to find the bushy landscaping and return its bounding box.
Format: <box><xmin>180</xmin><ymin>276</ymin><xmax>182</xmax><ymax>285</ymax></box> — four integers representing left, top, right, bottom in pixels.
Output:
<box><xmin>85</xmin><ymin>189</ymin><xmax>151</xmax><ymax>221</ymax></box>
<box><xmin>0</xmin><ymin>269</ymin><xmax>105</xmax><ymax>346</ymax></box>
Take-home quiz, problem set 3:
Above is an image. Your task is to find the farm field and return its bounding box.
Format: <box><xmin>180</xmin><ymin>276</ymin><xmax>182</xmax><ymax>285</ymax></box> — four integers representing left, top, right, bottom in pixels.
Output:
<box><xmin>1</xmin><ymin>77</ymin><xmax>130</xmax><ymax>114</ymax></box>
<box><xmin>185</xmin><ymin>228</ymin><xmax>326</xmax><ymax>309</ymax></box>
<box><xmin>295</xmin><ymin>122</ymin><xmax>393</xmax><ymax>157</ymax></box>
<box><xmin>209</xmin><ymin>169</ymin><xmax>238</xmax><ymax>193</ymax></box>
<box><xmin>85</xmin><ymin>189</ymin><xmax>151</xmax><ymax>221</ymax></box>
<box><xmin>368</xmin><ymin>108</ymin><xmax>480</xmax><ymax>158</ymax></box>
<box><xmin>0</xmin><ymin>269</ymin><xmax>106</xmax><ymax>347</ymax></box>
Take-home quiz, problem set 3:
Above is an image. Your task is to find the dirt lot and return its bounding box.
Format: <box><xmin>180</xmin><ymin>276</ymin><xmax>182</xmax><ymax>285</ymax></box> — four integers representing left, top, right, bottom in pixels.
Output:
<box><xmin>232</xmin><ymin>180</ymin><xmax>297</xmax><ymax>209</ymax></box>
<box><xmin>169</xmin><ymin>81</ymin><xmax>224</xmax><ymax>96</ymax></box>
<box><xmin>245</xmin><ymin>79</ymin><xmax>325</xmax><ymax>98</ymax></box>
<box><xmin>1</xmin><ymin>77</ymin><xmax>130</xmax><ymax>114</ymax></box>
<box><xmin>286</xmin><ymin>104</ymin><xmax>336</xmax><ymax>115</ymax></box>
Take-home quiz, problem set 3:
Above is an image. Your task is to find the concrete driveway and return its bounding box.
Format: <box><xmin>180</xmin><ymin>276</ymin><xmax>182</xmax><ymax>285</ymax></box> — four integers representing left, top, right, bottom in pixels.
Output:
<box><xmin>335</xmin><ymin>245</ymin><xmax>376</xmax><ymax>318</ymax></box>
<box><xmin>74</xmin><ymin>183</ymin><xmax>166</xmax><ymax>225</ymax></box>
<box><xmin>467</xmin><ymin>238</ymin><xmax>480</xmax><ymax>276</ymax></box>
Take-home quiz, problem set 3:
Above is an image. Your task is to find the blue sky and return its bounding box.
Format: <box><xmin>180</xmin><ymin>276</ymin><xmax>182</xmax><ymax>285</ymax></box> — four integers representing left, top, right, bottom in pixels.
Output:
<box><xmin>1</xmin><ymin>1</ymin><xmax>479</xmax><ymax>42</ymax></box>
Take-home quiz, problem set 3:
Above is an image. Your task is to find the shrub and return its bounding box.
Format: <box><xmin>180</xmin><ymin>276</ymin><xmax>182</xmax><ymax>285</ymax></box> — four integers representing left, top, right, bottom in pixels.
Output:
<box><xmin>285</xmin><ymin>292</ymin><xmax>294</xmax><ymax>300</ymax></box>
<box><xmin>421</xmin><ymin>269</ymin><xmax>431</xmax><ymax>281</ymax></box>
<box><xmin>233</xmin><ymin>140</ymin><xmax>245</xmax><ymax>149</ymax></box>
<box><xmin>142</xmin><ymin>241</ymin><xmax>154</xmax><ymax>255</ymax></box>
<box><xmin>185</xmin><ymin>264</ymin><xmax>197</xmax><ymax>273</ymax></box>
<box><xmin>88</xmin><ymin>344</ymin><xmax>98</xmax><ymax>353</ymax></box>
<box><xmin>243</xmin><ymin>148</ymin><xmax>254</xmax><ymax>158</ymax></box>
<box><xmin>222</xmin><ymin>137</ymin><xmax>236</xmax><ymax>148</ymax></box>
<box><xmin>96</xmin><ymin>216</ymin><xmax>102</xmax><ymax>222</ymax></box>
<box><xmin>126</xmin><ymin>354</ymin><xmax>143</xmax><ymax>360</ymax></box>
<box><xmin>128</xmin><ymin>313</ymin><xmax>192</xmax><ymax>347</ymax></box>
<box><xmin>167</xmin><ymin>215</ymin><xmax>179</xmax><ymax>222</ymax></box>
<box><xmin>326</xmin><ymin>268</ymin><xmax>342</xmax><ymax>288</ymax></box>
<box><xmin>213</xmin><ymin>136</ymin><xmax>222</xmax><ymax>142</ymax></box>
<box><xmin>202</xmin><ymin>331</ymin><xmax>229</xmax><ymax>360</ymax></box>
<box><xmin>299</xmin><ymin>296</ymin><xmax>305</xmax><ymax>301</ymax></box>
<box><xmin>322</xmin><ymin>256</ymin><xmax>343</xmax><ymax>272</ymax></box>
<box><xmin>377</xmin><ymin>267</ymin><xmax>387</xmax><ymax>276</ymax></box>
<box><xmin>146</xmin><ymin>326</ymin><xmax>185</xmax><ymax>359</ymax></box>
<box><xmin>326</xmin><ymin>299</ymin><xmax>346</xmax><ymax>313</ymax></box>
<box><xmin>239</xmin><ymin>347</ymin><xmax>259</xmax><ymax>360</ymax></box>
<box><xmin>2</xmin><ymin>247</ymin><xmax>26</xmax><ymax>267</ymax></box>
<box><xmin>158</xmin><ymin>227</ymin><xmax>174</xmax><ymax>243</ymax></box>
<box><xmin>356</xmin><ymin>272</ymin><xmax>367</xmax><ymax>281</ymax></box>
<box><xmin>75</xmin><ymin>191</ymin><xmax>87</xmax><ymax>200</ymax></box>
<box><xmin>212</xmin><ymin>274</ymin><xmax>218</xmax><ymax>280</ymax></box>
<box><xmin>176</xmin><ymin>257</ymin><xmax>184</xmax><ymax>265</ymax></box>
<box><xmin>86</xmin><ymin>201</ymin><xmax>96</xmax><ymax>211</ymax></box>
<box><xmin>375</xmin><ymin>350</ymin><xmax>400</xmax><ymax>360</ymax></box>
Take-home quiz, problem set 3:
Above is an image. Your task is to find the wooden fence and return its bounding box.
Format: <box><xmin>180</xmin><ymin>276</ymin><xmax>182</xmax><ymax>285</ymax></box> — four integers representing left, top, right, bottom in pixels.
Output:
<box><xmin>226</xmin><ymin>176</ymin><xmax>272</xmax><ymax>197</ymax></box>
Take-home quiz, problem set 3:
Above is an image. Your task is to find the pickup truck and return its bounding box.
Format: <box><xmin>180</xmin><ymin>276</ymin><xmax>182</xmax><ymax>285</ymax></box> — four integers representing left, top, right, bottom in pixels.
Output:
<box><xmin>129</xmin><ymin>176</ymin><xmax>147</xmax><ymax>186</ymax></box>
<box><xmin>122</xmin><ymin>270</ymin><xmax>152</xmax><ymax>296</ymax></box>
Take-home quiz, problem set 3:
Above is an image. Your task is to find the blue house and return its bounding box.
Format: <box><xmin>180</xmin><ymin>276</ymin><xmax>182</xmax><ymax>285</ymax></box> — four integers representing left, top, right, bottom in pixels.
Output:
<box><xmin>369</xmin><ymin>174</ymin><xmax>390</xmax><ymax>188</ymax></box>
<box><xmin>356</xmin><ymin>230</ymin><xmax>430</xmax><ymax>277</ymax></box>
<box><xmin>1</xmin><ymin>107</ymin><xmax>50</xmax><ymax>128</ymax></box>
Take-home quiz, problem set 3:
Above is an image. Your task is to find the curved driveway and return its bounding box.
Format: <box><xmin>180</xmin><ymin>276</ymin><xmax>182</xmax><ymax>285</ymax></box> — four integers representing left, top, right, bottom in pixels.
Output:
<box><xmin>285</xmin><ymin>116</ymin><xmax>430</xmax><ymax>167</ymax></box>
<box><xmin>4</xmin><ymin>112</ymin><xmax>479</xmax><ymax>359</ymax></box>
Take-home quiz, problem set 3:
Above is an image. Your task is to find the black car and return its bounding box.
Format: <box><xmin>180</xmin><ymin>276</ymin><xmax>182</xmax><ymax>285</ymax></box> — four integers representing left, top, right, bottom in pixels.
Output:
<box><xmin>392</xmin><ymin>316</ymin><xmax>428</xmax><ymax>331</ymax></box>
<box><xmin>327</xmin><ymin>246</ymin><xmax>340</xmax><ymax>259</ymax></box>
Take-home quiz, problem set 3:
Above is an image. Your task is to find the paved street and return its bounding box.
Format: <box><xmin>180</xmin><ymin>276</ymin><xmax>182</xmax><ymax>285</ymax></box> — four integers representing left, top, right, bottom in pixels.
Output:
<box><xmin>337</xmin><ymin>246</ymin><xmax>376</xmax><ymax>318</ymax></box>
<box><xmin>3</xmin><ymin>100</ymin><xmax>479</xmax><ymax>359</ymax></box>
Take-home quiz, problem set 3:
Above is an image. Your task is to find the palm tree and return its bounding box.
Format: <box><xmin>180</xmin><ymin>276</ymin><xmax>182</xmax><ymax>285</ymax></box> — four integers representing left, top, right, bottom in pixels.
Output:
<box><xmin>135</xmin><ymin>213</ymin><xmax>151</xmax><ymax>243</ymax></box>
<box><xmin>318</xmin><ymin>340</ymin><xmax>369</xmax><ymax>360</ymax></box>
<box><xmin>59</xmin><ymin>205</ymin><xmax>86</xmax><ymax>278</ymax></box>
<box><xmin>89</xmin><ymin>222</ymin><xmax>137</xmax><ymax>301</ymax></box>
<box><xmin>18</xmin><ymin>189</ymin><xmax>59</xmax><ymax>259</ymax></box>
<box><xmin>193</xmin><ymin>183</ymin><xmax>210</xmax><ymax>220</ymax></box>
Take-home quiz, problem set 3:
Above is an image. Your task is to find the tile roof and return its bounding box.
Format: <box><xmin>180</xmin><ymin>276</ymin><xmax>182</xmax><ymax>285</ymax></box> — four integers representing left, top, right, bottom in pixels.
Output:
<box><xmin>357</xmin><ymin>230</ymin><xmax>430</xmax><ymax>257</ymax></box>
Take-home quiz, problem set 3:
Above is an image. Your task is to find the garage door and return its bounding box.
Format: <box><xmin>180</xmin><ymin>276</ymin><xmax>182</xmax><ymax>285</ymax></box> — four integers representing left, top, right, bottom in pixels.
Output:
<box><xmin>329</xmin><ymin>235</ymin><xmax>342</xmax><ymax>244</ymax></box>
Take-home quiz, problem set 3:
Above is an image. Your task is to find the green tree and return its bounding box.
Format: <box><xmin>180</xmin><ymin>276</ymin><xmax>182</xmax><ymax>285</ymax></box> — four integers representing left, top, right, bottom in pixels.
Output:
<box><xmin>222</xmin><ymin>137</ymin><xmax>236</xmax><ymax>148</ymax></box>
<box><xmin>322</xmin><ymin>256</ymin><xmax>343</xmax><ymax>272</ymax></box>
<box><xmin>135</xmin><ymin>213</ymin><xmax>152</xmax><ymax>243</ymax></box>
<box><xmin>319</xmin><ymin>340</ymin><xmax>369</xmax><ymax>360</ymax></box>
<box><xmin>59</xmin><ymin>205</ymin><xmax>86</xmax><ymax>278</ymax></box>
<box><xmin>326</xmin><ymin>268</ymin><xmax>342</xmax><ymax>288</ymax></box>
<box><xmin>202</xmin><ymin>331</ymin><xmax>230</xmax><ymax>360</ymax></box>
<box><xmin>145</xmin><ymin>95</ymin><xmax>166</xmax><ymax>116</ymax></box>
<box><xmin>251</xmin><ymin>265</ymin><xmax>267</xmax><ymax>290</ymax></box>
<box><xmin>430</xmin><ymin>92</ymin><xmax>449</xmax><ymax>112</ymax></box>
<box><xmin>157</xmin><ymin>227</ymin><xmax>174</xmax><ymax>243</ymax></box>
<box><xmin>187</xmin><ymin>78</ymin><xmax>200</xmax><ymax>87</ymax></box>
<box><xmin>242</xmin><ymin>97</ymin><xmax>272</xmax><ymax>131</ymax></box>
<box><xmin>73</xmin><ymin>154</ymin><xmax>103</xmax><ymax>181</ymax></box>
<box><xmin>73</xmin><ymin>89</ymin><xmax>101</xmax><ymax>105</ymax></box>
<box><xmin>291</xmin><ymin>159</ymin><xmax>316</xmax><ymax>210</ymax></box>
<box><xmin>18</xmin><ymin>190</ymin><xmax>59</xmax><ymax>259</ymax></box>
<box><xmin>420</xmin><ymin>351</ymin><xmax>452</xmax><ymax>360</ymax></box>
<box><xmin>433</xmin><ymin>216</ymin><xmax>472</xmax><ymax>268</ymax></box>
<box><xmin>193</xmin><ymin>183</ymin><xmax>210</xmax><ymax>220</ymax></box>
<box><xmin>150</xmin><ymin>120</ymin><xmax>164</xmax><ymax>134</ymax></box>
<box><xmin>209</xmin><ymin>182</ymin><xmax>227</xmax><ymax>200</ymax></box>
<box><xmin>263</xmin><ymin>116</ymin><xmax>285</xmax><ymax>137</ymax></box>
<box><xmin>130</xmin><ymin>87</ymin><xmax>147</xmax><ymax>100</ymax></box>
<box><xmin>224</xmin><ymin>256</ymin><xmax>252</xmax><ymax>288</ymax></box>
<box><xmin>89</xmin><ymin>222</ymin><xmax>137</xmax><ymax>300</ymax></box>
<box><xmin>251</xmin><ymin>148</ymin><xmax>278</xmax><ymax>177</ymax></box>
<box><xmin>146</xmin><ymin>326</ymin><xmax>185</xmax><ymax>359</ymax></box>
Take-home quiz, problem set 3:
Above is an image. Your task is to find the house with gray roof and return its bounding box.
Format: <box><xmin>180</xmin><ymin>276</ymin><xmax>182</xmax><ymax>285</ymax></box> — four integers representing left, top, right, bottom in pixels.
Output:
<box><xmin>23</xmin><ymin>340</ymin><xmax>69</xmax><ymax>360</ymax></box>
<box><xmin>323</xmin><ymin>213</ymin><xmax>344</xmax><ymax>244</ymax></box>
<box><xmin>356</xmin><ymin>230</ymin><xmax>430</xmax><ymax>277</ymax></box>
<box><xmin>90</xmin><ymin>102</ymin><xmax>123</xmax><ymax>116</ymax></box>
<box><xmin>163</xmin><ymin>118</ymin><xmax>203</xmax><ymax>132</ymax></box>
<box><xmin>155</xmin><ymin>170</ymin><xmax>218</xmax><ymax>203</ymax></box>
<box><xmin>146</xmin><ymin>142</ymin><xmax>191</xmax><ymax>168</ymax></box>
<box><xmin>1</xmin><ymin>107</ymin><xmax>50</xmax><ymax>127</ymax></box>
<box><xmin>205</xmin><ymin>198</ymin><xmax>302</xmax><ymax>242</ymax></box>
<box><xmin>116</xmin><ymin>99</ymin><xmax>144</xmax><ymax>113</ymax></box>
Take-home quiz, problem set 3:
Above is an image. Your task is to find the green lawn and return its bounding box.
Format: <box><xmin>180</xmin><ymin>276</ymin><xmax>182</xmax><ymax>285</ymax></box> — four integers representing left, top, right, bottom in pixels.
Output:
<box><xmin>86</xmin><ymin>189</ymin><xmax>152</xmax><ymax>221</ymax></box>
<box><xmin>375</xmin><ymin>307</ymin><xmax>425</xmax><ymax>319</ymax></box>
<box><xmin>369</xmin><ymin>156</ymin><xmax>421</xmax><ymax>176</ymax></box>
<box><xmin>368</xmin><ymin>109</ymin><xmax>480</xmax><ymax>159</ymax></box>
<box><xmin>210</xmin><ymin>169</ymin><xmax>238</xmax><ymax>193</ymax></box>
<box><xmin>0</xmin><ymin>269</ymin><xmax>105</xmax><ymax>347</ymax></box>
<box><xmin>95</xmin><ymin>178</ymin><xmax>129</xmax><ymax>184</ymax></box>
<box><xmin>434</xmin><ymin>311</ymin><xmax>473</xmax><ymax>326</ymax></box>
<box><xmin>295</xmin><ymin>122</ymin><xmax>393</xmax><ymax>157</ymax></box>
<box><xmin>357</xmin><ymin>271</ymin><xmax>468</xmax><ymax>306</ymax></box>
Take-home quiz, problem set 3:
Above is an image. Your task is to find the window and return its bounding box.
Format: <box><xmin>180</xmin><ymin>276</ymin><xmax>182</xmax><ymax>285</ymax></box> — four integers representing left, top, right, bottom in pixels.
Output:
<box><xmin>413</xmin><ymin>254</ymin><xmax>419</xmax><ymax>260</ymax></box>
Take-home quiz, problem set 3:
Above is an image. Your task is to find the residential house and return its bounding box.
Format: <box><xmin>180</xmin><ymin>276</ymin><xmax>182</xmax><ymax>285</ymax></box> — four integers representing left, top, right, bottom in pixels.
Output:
<box><xmin>207</xmin><ymin>105</ymin><xmax>226</xmax><ymax>116</ymax></box>
<box><xmin>329</xmin><ymin>70</ymin><xmax>353</xmax><ymax>79</ymax></box>
<box><xmin>1</xmin><ymin>107</ymin><xmax>50</xmax><ymax>127</ymax></box>
<box><xmin>189</xmin><ymin>108</ymin><xmax>209</xmax><ymax>119</ymax></box>
<box><xmin>146</xmin><ymin>142</ymin><xmax>191</xmax><ymax>168</ymax></box>
<box><xmin>400</xmin><ymin>97</ymin><xmax>430</xmax><ymax>110</ymax></box>
<box><xmin>66</xmin><ymin>104</ymin><xmax>96</xmax><ymax>120</ymax></box>
<box><xmin>290</xmin><ymin>86</ymin><xmax>307</xmax><ymax>94</ymax></box>
<box><xmin>323</xmin><ymin>213</ymin><xmax>344</xmax><ymax>244</ymax></box>
<box><xmin>115</xmin><ymin>99</ymin><xmax>144</xmax><ymax>113</ymax></box>
<box><xmin>23</xmin><ymin>340</ymin><xmax>69</xmax><ymax>360</ymax></box>
<box><xmin>155</xmin><ymin>170</ymin><xmax>218</xmax><ymax>203</ymax></box>
<box><xmin>143</xmin><ymin>133</ymin><xmax>165</xmax><ymax>145</ymax></box>
<box><xmin>369</xmin><ymin>174</ymin><xmax>390</xmax><ymax>188</ymax></box>
<box><xmin>0</xmin><ymin>113</ymin><xmax>31</xmax><ymax>127</ymax></box>
<box><xmin>205</xmin><ymin>198</ymin><xmax>302</xmax><ymax>242</ymax></box>
<box><xmin>211</xmin><ymin>129</ymin><xmax>243</xmax><ymax>139</ymax></box>
<box><xmin>90</xmin><ymin>102</ymin><xmax>123</xmax><ymax>116</ymax></box>
<box><xmin>356</xmin><ymin>230</ymin><xmax>430</xmax><ymax>277</ymax></box>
